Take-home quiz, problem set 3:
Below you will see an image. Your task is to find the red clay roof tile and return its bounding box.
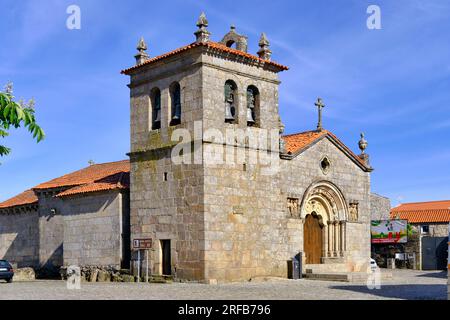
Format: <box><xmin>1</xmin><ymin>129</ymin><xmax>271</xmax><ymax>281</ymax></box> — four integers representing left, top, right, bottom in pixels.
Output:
<box><xmin>390</xmin><ymin>200</ymin><xmax>450</xmax><ymax>223</ymax></box>
<box><xmin>121</xmin><ymin>41</ymin><xmax>289</xmax><ymax>75</ymax></box>
<box><xmin>33</xmin><ymin>160</ymin><xmax>130</xmax><ymax>190</ymax></box>
<box><xmin>0</xmin><ymin>189</ymin><xmax>38</xmax><ymax>209</ymax></box>
<box><xmin>282</xmin><ymin>130</ymin><xmax>370</xmax><ymax>170</ymax></box>
<box><xmin>0</xmin><ymin>161</ymin><xmax>130</xmax><ymax>210</ymax></box>
<box><xmin>57</xmin><ymin>171</ymin><xmax>129</xmax><ymax>198</ymax></box>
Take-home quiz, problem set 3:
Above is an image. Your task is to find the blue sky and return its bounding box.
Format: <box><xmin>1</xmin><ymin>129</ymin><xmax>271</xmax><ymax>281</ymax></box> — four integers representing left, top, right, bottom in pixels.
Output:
<box><xmin>1</xmin><ymin>0</ymin><xmax>449</xmax><ymax>206</ymax></box>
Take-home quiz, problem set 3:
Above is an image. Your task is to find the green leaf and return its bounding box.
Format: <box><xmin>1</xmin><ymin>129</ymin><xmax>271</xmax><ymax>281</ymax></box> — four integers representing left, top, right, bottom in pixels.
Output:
<box><xmin>1</xmin><ymin>86</ymin><xmax>45</xmax><ymax>157</ymax></box>
<box><xmin>16</xmin><ymin>106</ymin><xmax>24</xmax><ymax>121</ymax></box>
<box><xmin>0</xmin><ymin>145</ymin><xmax>11</xmax><ymax>156</ymax></box>
<box><xmin>3</xmin><ymin>104</ymin><xmax>10</xmax><ymax>119</ymax></box>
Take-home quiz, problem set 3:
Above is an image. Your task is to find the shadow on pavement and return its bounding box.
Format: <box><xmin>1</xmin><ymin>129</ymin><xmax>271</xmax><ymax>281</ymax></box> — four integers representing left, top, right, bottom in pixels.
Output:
<box><xmin>416</xmin><ymin>271</ymin><xmax>448</xmax><ymax>279</ymax></box>
<box><xmin>330</xmin><ymin>284</ymin><xmax>447</xmax><ymax>300</ymax></box>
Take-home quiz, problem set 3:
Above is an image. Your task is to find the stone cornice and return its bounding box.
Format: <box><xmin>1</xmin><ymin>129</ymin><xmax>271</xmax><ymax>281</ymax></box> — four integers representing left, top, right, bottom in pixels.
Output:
<box><xmin>0</xmin><ymin>204</ymin><xmax>39</xmax><ymax>215</ymax></box>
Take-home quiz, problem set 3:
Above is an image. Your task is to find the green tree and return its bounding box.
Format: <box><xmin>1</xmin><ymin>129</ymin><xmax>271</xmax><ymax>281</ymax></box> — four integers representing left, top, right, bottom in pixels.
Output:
<box><xmin>0</xmin><ymin>82</ymin><xmax>45</xmax><ymax>156</ymax></box>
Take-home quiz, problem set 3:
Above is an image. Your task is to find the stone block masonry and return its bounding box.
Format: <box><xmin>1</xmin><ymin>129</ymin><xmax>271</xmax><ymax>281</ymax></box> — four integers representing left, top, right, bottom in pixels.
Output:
<box><xmin>0</xmin><ymin>210</ymin><xmax>39</xmax><ymax>268</ymax></box>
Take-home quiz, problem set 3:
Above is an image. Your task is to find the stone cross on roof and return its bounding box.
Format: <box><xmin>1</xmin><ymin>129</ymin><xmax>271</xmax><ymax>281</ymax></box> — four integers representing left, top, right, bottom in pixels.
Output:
<box><xmin>315</xmin><ymin>98</ymin><xmax>325</xmax><ymax>131</ymax></box>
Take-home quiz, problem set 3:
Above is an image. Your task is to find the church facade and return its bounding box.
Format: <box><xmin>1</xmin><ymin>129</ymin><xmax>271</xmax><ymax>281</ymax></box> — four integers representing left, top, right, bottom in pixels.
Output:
<box><xmin>123</xmin><ymin>13</ymin><xmax>374</xmax><ymax>282</ymax></box>
<box><xmin>0</xmin><ymin>13</ymin><xmax>380</xmax><ymax>283</ymax></box>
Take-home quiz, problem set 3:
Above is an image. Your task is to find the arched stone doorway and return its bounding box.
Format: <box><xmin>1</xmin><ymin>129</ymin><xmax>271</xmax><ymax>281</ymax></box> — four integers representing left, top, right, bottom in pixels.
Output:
<box><xmin>301</xmin><ymin>181</ymin><xmax>348</xmax><ymax>264</ymax></box>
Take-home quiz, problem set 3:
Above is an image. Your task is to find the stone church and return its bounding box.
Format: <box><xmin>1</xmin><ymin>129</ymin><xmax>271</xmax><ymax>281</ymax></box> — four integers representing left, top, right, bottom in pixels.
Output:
<box><xmin>0</xmin><ymin>13</ymin><xmax>383</xmax><ymax>283</ymax></box>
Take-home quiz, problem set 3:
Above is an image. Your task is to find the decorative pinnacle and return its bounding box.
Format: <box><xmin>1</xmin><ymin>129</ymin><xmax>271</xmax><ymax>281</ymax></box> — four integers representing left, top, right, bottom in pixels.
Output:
<box><xmin>257</xmin><ymin>33</ymin><xmax>272</xmax><ymax>61</ymax></box>
<box><xmin>259</xmin><ymin>33</ymin><xmax>270</xmax><ymax>46</ymax></box>
<box><xmin>195</xmin><ymin>12</ymin><xmax>211</xmax><ymax>43</ymax></box>
<box><xmin>134</xmin><ymin>37</ymin><xmax>149</xmax><ymax>65</ymax></box>
<box><xmin>136</xmin><ymin>37</ymin><xmax>147</xmax><ymax>51</ymax></box>
<box><xmin>359</xmin><ymin>133</ymin><xmax>368</xmax><ymax>154</ymax></box>
<box><xmin>196</xmin><ymin>12</ymin><xmax>208</xmax><ymax>28</ymax></box>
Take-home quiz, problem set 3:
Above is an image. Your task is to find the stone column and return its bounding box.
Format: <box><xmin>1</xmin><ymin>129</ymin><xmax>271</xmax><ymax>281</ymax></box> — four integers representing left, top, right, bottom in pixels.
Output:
<box><xmin>327</xmin><ymin>221</ymin><xmax>332</xmax><ymax>257</ymax></box>
<box><xmin>322</xmin><ymin>225</ymin><xmax>328</xmax><ymax>258</ymax></box>
<box><xmin>334</xmin><ymin>221</ymin><xmax>339</xmax><ymax>257</ymax></box>
<box><xmin>342</xmin><ymin>221</ymin><xmax>347</xmax><ymax>255</ymax></box>
<box><xmin>339</xmin><ymin>221</ymin><xmax>344</xmax><ymax>257</ymax></box>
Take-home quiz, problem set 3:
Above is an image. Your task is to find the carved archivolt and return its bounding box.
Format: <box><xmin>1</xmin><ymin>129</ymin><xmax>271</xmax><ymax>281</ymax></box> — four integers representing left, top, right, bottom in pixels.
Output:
<box><xmin>301</xmin><ymin>181</ymin><xmax>348</xmax><ymax>222</ymax></box>
<box><xmin>301</xmin><ymin>181</ymin><xmax>349</xmax><ymax>259</ymax></box>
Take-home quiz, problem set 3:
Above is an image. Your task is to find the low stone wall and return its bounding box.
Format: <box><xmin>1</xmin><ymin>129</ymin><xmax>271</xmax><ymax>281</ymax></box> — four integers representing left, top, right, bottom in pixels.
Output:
<box><xmin>60</xmin><ymin>266</ymin><xmax>137</xmax><ymax>283</ymax></box>
<box><xmin>13</xmin><ymin>268</ymin><xmax>36</xmax><ymax>282</ymax></box>
<box><xmin>59</xmin><ymin>265</ymin><xmax>173</xmax><ymax>283</ymax></box>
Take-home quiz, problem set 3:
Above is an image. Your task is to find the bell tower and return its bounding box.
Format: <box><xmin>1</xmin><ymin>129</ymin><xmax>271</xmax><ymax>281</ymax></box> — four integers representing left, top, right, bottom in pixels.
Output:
<box><xmin>122</xmin><ymin>13</ymin><xmax>288</xmax><ymax>282</ymax></box>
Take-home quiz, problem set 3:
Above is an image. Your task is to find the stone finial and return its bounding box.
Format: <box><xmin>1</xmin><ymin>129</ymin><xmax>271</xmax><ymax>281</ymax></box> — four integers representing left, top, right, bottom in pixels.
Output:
<box><xmin>358</xmin><ymin>133</ymin><xmax>371</xmax><ymax>167</ymax></box>
<box><xmin>134</xmin><ymin>37</ymin><xmax>149</xmax><ymax>65</ymax></box>
<box><xmin>257</xmin><ymin>33</ymin><xmax>272</xmax><ymax>61</ymax></box>
<box><xmin>194</xmin><ymin>12</ymin><xmax>211</xmax><ymax>43</ymax></box>
<box><xmin>359</xmin><ymin>133</ymin><xmax>368</xmax><ymax>154</ymax></box>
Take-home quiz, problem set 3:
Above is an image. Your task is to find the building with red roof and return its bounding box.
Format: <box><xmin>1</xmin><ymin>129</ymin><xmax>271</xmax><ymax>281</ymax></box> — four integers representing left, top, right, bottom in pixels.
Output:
<box><xmin>0</xmin><ymin>160</ymin><xmax>130</xmax><ymax>272</ymax></box>
<box><xmin>1</xmin><ymin>13</ymin><xmax>388</xmax><ymax>282</ymax></box>
<box><xmin>387</xmin><ymin>201</ymin><xmax>450</xmax><ymax>270</ymax></box>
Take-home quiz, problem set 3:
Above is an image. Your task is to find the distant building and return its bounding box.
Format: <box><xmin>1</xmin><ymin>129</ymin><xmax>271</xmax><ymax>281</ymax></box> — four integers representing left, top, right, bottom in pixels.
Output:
<box><xmin>390</xmin><ymin>200</ymin><xmax>450</xmax><ymax>270</ymax></box>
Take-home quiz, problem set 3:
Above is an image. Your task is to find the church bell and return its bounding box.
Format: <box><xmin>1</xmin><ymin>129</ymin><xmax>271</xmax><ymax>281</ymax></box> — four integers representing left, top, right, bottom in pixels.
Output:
<box><xmin>247</xmin><ymin>107</ymin><xmax>255</xmax><ymax>125</ymax></box>
<box><xmin>172</xmin><ymin>103</ymin><xmax>181</xmax><ymax>123</ymax></box>
<box><xmin>154</xmin><ymin>108</ymin><xmax>161</xmax><ymax>123</ymax></box>
<box><xmin>225</xmin><ymin>103</ymin><xmax>235</xmax><ymax>122</ymax></box>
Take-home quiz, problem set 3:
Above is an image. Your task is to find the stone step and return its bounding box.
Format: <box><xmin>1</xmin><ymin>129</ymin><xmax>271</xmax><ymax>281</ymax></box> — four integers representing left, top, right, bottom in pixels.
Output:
<box><xmin>303</xmin><ymin>271</ymin><xmax>393</xmax><ymax>283</ymax></box>
<box><xmin>303</xmin><ymin>273</ymin><xmax>352</xmax><ymax>282</ymax></box>
<box><xmin>148</xmin><ymin>275</ymin><xmax>174</xmax><ymax>283</ymax></box>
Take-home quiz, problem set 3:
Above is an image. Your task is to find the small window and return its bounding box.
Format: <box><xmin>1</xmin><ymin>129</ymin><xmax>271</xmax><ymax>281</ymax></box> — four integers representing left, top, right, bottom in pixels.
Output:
<box><xmin>163</xmin><ymin>172</ymin><xmax>168</xmax><ymax>181</ymax></box>
<box><xmin>224</xmin><ymin>80</ymin><xmax>237</xmax><ymax>123</ymax></box>
<box><xmin>420</xmin><ymin>225</ymin><xmax>429</xmax><ymax>234</ymax></box>
<box><xmin>151</xmin><ymin>88</ymin><xmax>161</xmax><ymax>130</ymax></box>
<box><xmin>320</xmin><ymin>157</ymin><xmax>331</xmax><ymax>174</ymax></box>
<box><xmin>170</xmin><ymin>82</ymin><xmax>181</xmax><ymax>126</ymax></box>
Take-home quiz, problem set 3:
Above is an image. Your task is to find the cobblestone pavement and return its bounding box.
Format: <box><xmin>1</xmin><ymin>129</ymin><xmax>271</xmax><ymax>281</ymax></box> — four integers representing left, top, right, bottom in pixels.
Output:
<box><xmin>0</xmin><ymin>270</ymin><xmax>447</xmax><ymax>300</ymax></box>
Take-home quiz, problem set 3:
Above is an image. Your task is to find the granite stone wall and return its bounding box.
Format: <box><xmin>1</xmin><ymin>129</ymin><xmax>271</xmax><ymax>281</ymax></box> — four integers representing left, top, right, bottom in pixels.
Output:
<box><xmin>129</xmin><ymin>50</ymin><xmax>206</xmax><ymax>280</ymax></box>
<box><xmin>36</xmin><ymin>191</ymin><xmax>65</xmax><ymax>273</ymax></box>
<box><xmin>127</xmin><ymin>45</ymin><xmax>373</xmax><ymax>282</ymax></box>
<box><xmin>281</xmin><ymin>137</ymin><xmax>371</xmax><ymax>272</ymax></box>
<box><xmin>62</xmin><ymin>191</ymin><xmax>129</xmax><ymax>268</ymax></box>
<box><xmin>370</xmin><ymin>193</ymin><xmax>391</xmax><ymax>220</ymax></box>
<box><xmin>0</xmin><ymin>210</ymin><xmax>39</xmax><ymax>268</ymax></box>
<box><xmin>424</xmin><ymin>223</ymin><xmax>450</xmax><ymax>237</ymax></box>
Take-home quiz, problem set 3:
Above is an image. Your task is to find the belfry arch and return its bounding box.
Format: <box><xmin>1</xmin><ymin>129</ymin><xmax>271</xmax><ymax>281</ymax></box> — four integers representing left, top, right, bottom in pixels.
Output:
<box><xmin>301</xmin><ymin>181</ymin><xmax>349</xmax><ymax>264</ymax></box>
